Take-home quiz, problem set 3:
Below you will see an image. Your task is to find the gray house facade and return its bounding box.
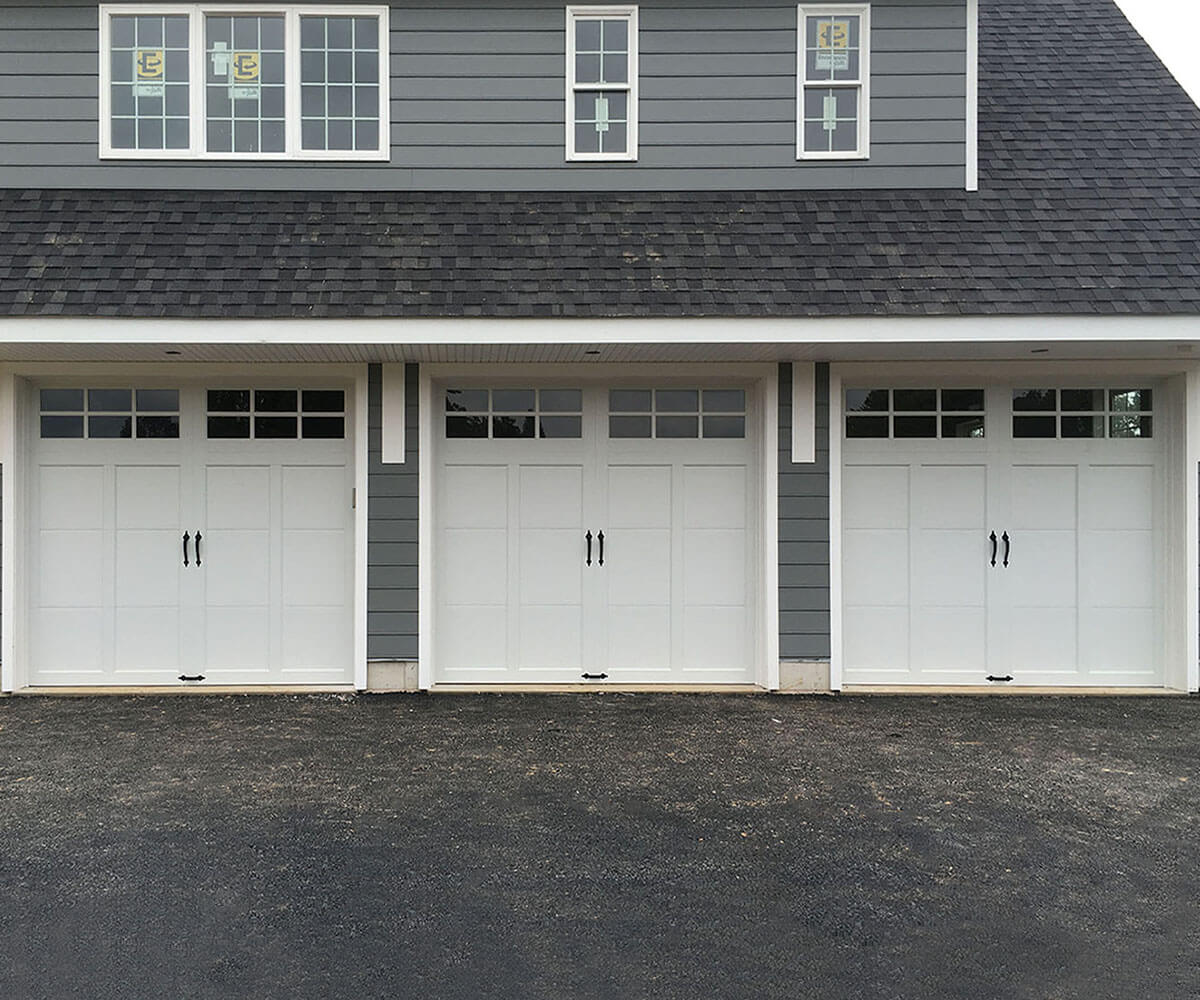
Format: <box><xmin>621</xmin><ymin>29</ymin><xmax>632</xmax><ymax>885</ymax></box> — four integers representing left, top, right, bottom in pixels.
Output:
<box><xmin>0</xmin><ymin>0</ymin><xmax>1198</xmax><ymax>694</ymax></box>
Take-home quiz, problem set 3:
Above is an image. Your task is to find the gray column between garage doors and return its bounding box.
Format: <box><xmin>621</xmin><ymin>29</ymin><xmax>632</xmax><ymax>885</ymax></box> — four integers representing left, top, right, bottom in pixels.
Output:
<box><xmin>365</xmin><ymin>362</ymin><xmax>832</xmax><ymax>669</ymax></box>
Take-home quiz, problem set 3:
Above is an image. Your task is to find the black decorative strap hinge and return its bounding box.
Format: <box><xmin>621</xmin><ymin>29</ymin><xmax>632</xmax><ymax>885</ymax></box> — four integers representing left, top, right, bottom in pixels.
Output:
<box><xmin>986</xmin><ymin>675</ymin><xmax>1014</xmax><ymax>683</ymax></box>
<box><xmin>581</xmin><ymin>673</ymin><xmax>608</xmax><ymax>680</ymax></box>
<box><xmin>178</xmin><ymin>674</ymin><xmax>206</xmax><ymax>682</ymax></box>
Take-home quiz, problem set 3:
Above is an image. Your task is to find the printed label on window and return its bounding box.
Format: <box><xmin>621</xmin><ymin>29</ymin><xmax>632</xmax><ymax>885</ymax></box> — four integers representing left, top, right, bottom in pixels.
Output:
<box><xmin>135</xmin><ymin>49</ymin><xmax>165</xmax><ymax>96</ymax></box>
<box><xmin>816</xmin><ymin>19</ymin><xmax>850</xmax><ymax>70</ymax></box>
<box><xmin>231</xmin><ymin>50</ymin><xmax>261</xmax><ymax>98</ymax></box>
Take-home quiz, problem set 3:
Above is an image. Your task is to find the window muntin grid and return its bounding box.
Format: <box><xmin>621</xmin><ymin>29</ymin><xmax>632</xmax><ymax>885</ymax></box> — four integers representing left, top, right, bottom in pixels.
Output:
<box><xmin>844</xmin><ymin>388</ymin><xmax>985</xmax><ymax>439</ymax></box>
<box><xmin>207</xmin><ymin>388</ymin><xmax>346</xmax><ymax>439</ymax></box>
<box><xmin>99</xmin><ymin>5</ymin><xmax>389</xmax><ymax>160</ymax></box>
<box><xmin>1012</xmin><ymin>388</ymin><xmax>1154</xmax><ymax>439</ymax></box>
<box><xmin>608</xmin><ymin>388</ymin><xmax>746</xmax><ymax>439</ymax></box>
<box><xmin>108</xmin><ymin>14</ymin><xmax>191</xmax><ymax>151</ymax></box>
<box><xmin>566</xmin><ymin>6</ymin><xmax>638</xmax><ymax>161</ymax></box>
<box><xmin>40</xmin><ymin>388</ymin><xmax>181</xmax><ymax>439</ymax></box>
<box><xmin>300</xmin><ymin>15</ymin><xmax>382</xmax><ymax>152</ymax></box>
<box><xmin>444</xmin><ymin>388</ymin><xmax>584</xmax><ymax>439</ymax></box>
<box><xmin>797</xmin><ymin>5</ymin><xmax>870</xmax><ymax>159</ymax></box>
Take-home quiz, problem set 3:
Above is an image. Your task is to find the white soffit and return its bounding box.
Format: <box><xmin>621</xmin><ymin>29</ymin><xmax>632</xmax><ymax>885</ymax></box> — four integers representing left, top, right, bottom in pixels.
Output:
<box><xmin>0</xmin><ymin>316</ymin><xmax>1196</xmax><ymax>363</ymax></box>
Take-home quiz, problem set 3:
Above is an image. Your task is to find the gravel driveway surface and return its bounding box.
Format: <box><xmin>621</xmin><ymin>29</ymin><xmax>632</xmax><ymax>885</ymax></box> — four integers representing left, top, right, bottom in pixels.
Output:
<box><xmin>0</xmin><ymin>693</ymin><xmax>1196</xmax><ymax>999</ymax></box>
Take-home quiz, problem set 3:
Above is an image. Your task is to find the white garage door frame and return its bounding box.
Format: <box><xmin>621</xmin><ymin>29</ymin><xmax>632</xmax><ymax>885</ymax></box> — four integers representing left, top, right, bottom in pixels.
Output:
<box><xmin>829</xmin><ymin>360</ymin><xmax>1200</xmax><ymax>693</ymax></box>
<box><xmin>418</xmin><ymin>362</ymin><xmax>779</xmax><ymax>690</ymax></box>
<box><xmin>0</xmin><ymin>362</ymin><xmax>369</xmax><ymax>693</ymax></box>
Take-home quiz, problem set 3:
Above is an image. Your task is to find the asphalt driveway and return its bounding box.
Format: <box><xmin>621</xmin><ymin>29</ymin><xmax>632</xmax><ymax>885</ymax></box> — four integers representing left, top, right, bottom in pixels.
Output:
<box><xmin>0</xmin><ymin>694</ymin><xmax>1196</xmax><ymax>999</ymax></box>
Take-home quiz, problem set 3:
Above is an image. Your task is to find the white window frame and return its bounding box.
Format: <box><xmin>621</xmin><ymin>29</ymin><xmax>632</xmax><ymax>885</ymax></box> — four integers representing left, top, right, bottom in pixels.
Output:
<box><xmin>796</xmin><ymin>3</ymin><xmax>870</xmax><ymax>160</ymax></box>
<box><xmin>565</xmin><ymin>5</ymin><xmax>639</xmax><ymax>162</ymax></box>
<box><xmin>98</xmin><ymin>3</ymin><xmax>390</xmax><ymax>161</ymax></box>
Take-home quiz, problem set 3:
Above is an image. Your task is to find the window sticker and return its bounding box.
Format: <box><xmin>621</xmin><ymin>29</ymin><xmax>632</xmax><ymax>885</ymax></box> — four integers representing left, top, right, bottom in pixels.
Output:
<box><xmin>135</xmin><ymin>49</ymin><xmax>165</xmax><ymax>96</ymax></box>
<box><xmin>815</xmin><ymin>19</ymin><xmax>850</xmax><ymax>70</ymax></box>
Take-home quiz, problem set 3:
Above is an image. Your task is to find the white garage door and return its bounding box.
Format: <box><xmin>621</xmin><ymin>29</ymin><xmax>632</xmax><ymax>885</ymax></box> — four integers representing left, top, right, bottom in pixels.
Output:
<box><xmin>435</xmin><ymin>383</ymin><xmax>759</xmax><ymax>685</ymax></box>
<box><xmin>841</xmin><ymin>384</ymin><xmax>1163</xmax><ymax>687</ymax></box>
<box><xmin>30</xmin><ymin>383</ymin><xmax>355</xmax><ymax>686</ymax></box>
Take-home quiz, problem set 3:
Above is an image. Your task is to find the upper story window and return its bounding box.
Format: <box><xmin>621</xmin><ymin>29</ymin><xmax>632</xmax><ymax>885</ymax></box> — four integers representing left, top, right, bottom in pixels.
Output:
<box><xmin>566</xmin><ymin>6</ymin><xmax>638</xmax><ymax>162</ymax></box>
<box><xmin>796</xmin><ymin>4</ymin><xmax>870</xmax><ymax>160</ymax></box>
<box><xmin>99</xmin><ymin>5</ymin><xmax>389</xmax><ymax>160</ymax></box>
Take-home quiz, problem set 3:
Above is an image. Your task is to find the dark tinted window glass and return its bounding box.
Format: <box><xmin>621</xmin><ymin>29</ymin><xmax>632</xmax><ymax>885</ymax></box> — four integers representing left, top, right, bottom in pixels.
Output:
<box><xmin>446</xmin><ymin>389</ymin><xmax>489</xmax><ymax>413</ymax></box>
<box><xmin>941</xmin><ymin>389</ymin><xmax>984</xmax><ymax>412</ymax></box>
<box><xmin>209</xmin><ymin>389</ymin><xmax>250</xmax><ymax>412</ymax></box>
<box><xmin>137</xmin><ymin>415</ymin><xmax>180</xmax><ymax>439</ymax></box>
<box><xmin>1013</xmin><ymin>416</ymin><xmax>1057</xmax><ymax>438</ymax></box>
<box><xmin>493</xmin><ymin>415</ymin><xmax>535</xmax><ymax>439</ymax></box>
<box><xmin>302</xmin><ymin>416</ymin><xmax>345</xmax><ymax>439</ymax></box>
<box><xmin>1060</xmin><ymin>389</ymin><xmax>1104</xmax><ymax>412</ymax></box>
<box><xmin>845</xmin><ymin>389</ymin><xmax>888</xmax><ymax>413</ymax></box>
<box><xmin>539</xmin><ymin>416</ymin><xmax>582</xmax><ymax>438</ymax></box>
<box><xmin>702</xmin><ymin>389</ymin><xmax>745</xmax><ymax>412</ymax></box>
<box><xmin>208</xmin><ymin>415</ymin><xmax>250</xmax><ymax>438</ymax></box>
<box><xmin>40</xmin><ymin>389</ymin><xmax>84</xmax><ymax>412</ymax></box>
<box><xmin>255</xmin><ymin>390</ymin><xmax>298</xmax><ymax>413</ymax></box>
<box><xmin>845</xmin><ymin>416</ymin><xmax>888</xmax><ymax>438</ymax></box>
<box><xmin>446</xmin><ymin>415</ymin><xmax>488</xmax><ymax>438</ymax></box>
<box><xmin>609</xmin><ymin>415</ymin><xmax>651</xmax><ymax>438</ymax></box>
<box><xmin>302</xmin><ymin>390</ymin><xmax>345</xmax><ymax>413</ymax></box>
<box><xmin>893</xmin><ymin>415</ymin><xmax>937</xmax><ymax>438</ymax></box>
<box><xmin>655</xmin><ymin>389</ymin><xmax>699</xmax><ymax>413</ymax></box>
<box><xmin>610</xmin><ymin>389</ymin><xmax>651</xmax><ymax>412</ymax></box>
<box><xmin>492</xmin><ymin>389</ymin><xmax>535</xmax><ymax>412</ymax></box>
<box><xmin>1111</xmin><ymin>389</ymin><xmax>1152</xmax><ymax>413</ymax></box>
<box><xmin>942</xmin><ymin>415</ymin><xmax>985</xmax><ymax>439</ymax></box>
<box><xmin>656</xmin><ymin>415</ymin><xmax>699</xmax><ymax>438</ymax></box>
<box><xmin>88</xmin><ymin>389</ymin><xmax>132</xmax><ymax>412</ymax></box>
<box><xmin>136</xmin><ymin>389</ymin><xmax>179</xmax><ymax>412</ymax></box>
<box><xmin>1013</xmin><ymin>389</ymin><xmax>1056</xmax><ymax>412</ymax></box>
<box><xmin>255</xmin><ymin>416</ymin><xmax>298</xmax><ymax>438</ymax></box>
<box><xmin>1111</xmin><ymin>415</ymin><xmax>1153</xmax><ymax>438</ymax></box>
<box><xmin>703</xmin><ymin>416</ymin><xmax>745</xmax><ymax>438</ymax></box>
<box><xmin>540</xmin><ymin>389</ymin><xmax>582</xmax><ymax>412</ymax></box>
<box><xmin>89</xmin><ymin>415</ymin><xmax>133</xmax><ymax>438</ymax></box>
<box><xmin>893</xmin><ymin>389</ymin><xmax>936</xmax><ymax>412</ymax></box>
<box><xmin>1062</xmin><ymin>416</ymin><xmax>1103</xmax><ymax>438</ymax></box>
<box><xmin>41</xmin><ymin>415</ymin><xmax>84</xmax><ymax>438</ymax></box>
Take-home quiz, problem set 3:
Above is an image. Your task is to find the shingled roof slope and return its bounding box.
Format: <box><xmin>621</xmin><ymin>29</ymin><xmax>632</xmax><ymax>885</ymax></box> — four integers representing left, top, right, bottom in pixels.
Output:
<box><xmin>1</xmin><ymin>0</ymin><xmax>1199</xmax><ymax>318</ymax></box>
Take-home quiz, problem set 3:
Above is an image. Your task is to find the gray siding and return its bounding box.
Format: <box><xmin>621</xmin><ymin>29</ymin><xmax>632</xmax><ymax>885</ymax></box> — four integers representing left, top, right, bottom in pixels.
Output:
<box><xmin>1</xmin><ymin>0</ymin><xmax>967</xmax><ymax>190</ymax></box>
<box><xmin>778</xmin><ymin>362</ymin><xmax>831</xmax><ymax>660</ymax></box>
<box><xmin>367</xmin><ymin>363</ymin><xmax>419</xmax><ymax>660</ymax></box>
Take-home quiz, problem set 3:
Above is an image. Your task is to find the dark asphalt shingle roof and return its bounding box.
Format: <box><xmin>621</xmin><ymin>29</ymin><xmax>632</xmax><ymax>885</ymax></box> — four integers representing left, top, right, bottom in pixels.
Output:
<box><xmin>1</xmin><ymin>0</ymin><xmax>1199</xmax><ymax>319</ymax></box>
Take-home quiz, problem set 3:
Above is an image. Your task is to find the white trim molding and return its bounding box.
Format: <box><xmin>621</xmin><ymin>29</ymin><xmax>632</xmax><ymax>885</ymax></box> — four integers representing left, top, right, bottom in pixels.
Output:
<box><xmin>98</xmin><ymin>4</ymin><xmax>391</xmax><ymax>162</ymax></box>
<box><xmin>790</xmin><ymin>361</ymin><xmax>817</xmax><ymax>463</ymax></box>
<box><xmin>380</xmin><ymin>362</ymin><xmax>406</xmax><ymax>464</ymax></box>
<box><xmin>966</xmin><ymin>0</ymin><xmax>979</xmax><ymax>191</ymax></box>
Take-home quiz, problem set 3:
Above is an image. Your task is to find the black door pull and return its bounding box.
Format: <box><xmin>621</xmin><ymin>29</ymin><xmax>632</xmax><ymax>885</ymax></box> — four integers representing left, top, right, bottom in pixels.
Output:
<box><xmin>598</xmin><ymin>531</ymin><xmax>604</xmax><ymax>567</ymax></box>
<box><xmin>585</xmin><ymin>530</ymin><xmax>592</xmax><ymax>566</ymax></box>
<box><xmin>581</xmin><ymin>673</ymin><xmax>608</xmax><ymax>680</ymax></box>
<box><xmin>182</xmin><ymin>531</ymin><xmax>190</xmax><ymax>567</ymax></box>
<box><xmin>1002</xmin><ymin>531</ymin><xmax>1010</xmax><ymax>568</ymax></box>
<box><xmin>195</xmin><ymin>531</ymin><xmax>202</xmax><ymax>567</ymax></box>
<box><xmin>987</xmin><ymin>675</ymin><xmax>1014</xmax><ymax>683</ymax></box>
<box><xmin>178</xmin><ymin>675</ymin><xmax>205</xmax><ymax>682</ymax></box>
<box><xmin>989</xmin><ymin>531</ymin><xmax>997</xmax><ymax>567</ymax></box>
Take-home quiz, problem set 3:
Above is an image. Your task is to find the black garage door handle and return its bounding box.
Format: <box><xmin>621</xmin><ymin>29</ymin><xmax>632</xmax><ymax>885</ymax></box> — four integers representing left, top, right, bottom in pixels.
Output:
<box><xmin>182</xmin><ymin>531</ymin><xmax>190</xmax><ymax>567</ymax></box>
<box><xmin>1002</xmin><ymin>531</ymin><xmax>1010</xmax><ymax>568</ymax></box>
<box><xmin>585</xmin><ymin>530</ymin><xmax>592</xmax><ymax>566</ymax></box>
<box><xmin>195</xmin><ymin>530</ymin><xmax>202</xmax><ymax>567</ymax></box>
<box><xmin>989</xmin><ymin>531</ymin><xmax>997</xmax><ymax>567</ymax></box>
<box><xmin>598</xmin><ymin>530</ymin><xmax>604</xmax><ymax>567</ymax></box>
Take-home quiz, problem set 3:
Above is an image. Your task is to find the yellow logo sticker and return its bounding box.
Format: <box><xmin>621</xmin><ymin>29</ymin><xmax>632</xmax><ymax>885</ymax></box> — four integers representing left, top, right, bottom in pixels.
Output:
<box><xmin>817</xmin><ymin>20</ymin><xmax>849</xmax><ymax>49</ymax></box>
<box><xmin>135</xmin><ymin>49</ymin><xmax>164</xmax><ymax>80</ymax></box>
<box><xmin>232</xmin><ymin>52</ymin><xmax>260</xmax><ymax>83</ymax></box>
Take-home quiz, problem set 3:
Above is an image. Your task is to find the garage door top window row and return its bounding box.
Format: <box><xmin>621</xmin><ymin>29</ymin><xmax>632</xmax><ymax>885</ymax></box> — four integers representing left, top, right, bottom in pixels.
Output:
<box><xmin>845</xmin><ymin>387</ymin><xmax>1154</xmax><ymax>440</ymax></box>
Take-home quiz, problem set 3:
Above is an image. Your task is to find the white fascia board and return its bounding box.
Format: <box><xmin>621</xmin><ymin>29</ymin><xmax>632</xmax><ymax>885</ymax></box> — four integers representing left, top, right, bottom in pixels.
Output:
<box><xmin>380</xmin><ymin>362</ymin><xmax>406</xmax><ymax>464</ymax></box>
<box><xmin>790</xmin><ymin>361</ymin><xmax>817</xmax><ymax>464</ymax></box>
<box><xmin>0</xmin><ymin>315</ymin><xmax>1199</xmax><ymax>346</ymax></box>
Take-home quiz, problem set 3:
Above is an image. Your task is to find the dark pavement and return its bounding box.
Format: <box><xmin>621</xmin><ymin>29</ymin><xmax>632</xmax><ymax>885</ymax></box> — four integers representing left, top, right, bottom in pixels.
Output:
<box><xmin>0</xmin><ymin>694</ymin><xmax>1196</xmax><ymax>999</ymax></box>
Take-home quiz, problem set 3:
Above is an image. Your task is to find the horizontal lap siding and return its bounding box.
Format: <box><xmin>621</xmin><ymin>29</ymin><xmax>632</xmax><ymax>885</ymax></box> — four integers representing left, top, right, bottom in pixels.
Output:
<box><xmin>0</xmin><ymin>0</ymin><xmax>967</xmax><ymax>190</ymax></box>
<box><xmin>367</xmin><ymin>363</ymin><xmax>419</xmax><ymax>660</ymax></box>
<box><xmin>779</xmin><ymin>362</ymin><xmax>831</xmax><ymax>660</ymax></box>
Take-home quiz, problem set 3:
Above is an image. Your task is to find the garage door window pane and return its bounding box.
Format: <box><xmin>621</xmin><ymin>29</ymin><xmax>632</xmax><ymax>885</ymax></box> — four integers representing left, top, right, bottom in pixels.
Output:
<box><xmin>846</xmin><ymin>387</ymin><xmax>985</xmax><ymax>440</ymax></box>
<box><xmin>539</xmin><ymin>416</ymin><xmax>582</xmax><ymax>438</ymax></box>
<box><xmin>255</xmin><ymin>389</ymin><xmax>298</xmax><ymax>412</ymax></box>
<box><xmin>493</xmin><ymin>415</ymin><xmax>535</xmax><ymax>438</ymax></box>
<box><xmin>656</xmin><ymin>415</ymin><xmax>699</xmax><ymax>438</ymax></box>
<box><xmin>41</xmin><ymin>389</ymin><xmax>85</xmax><ymax>412</ymax></box>
<box><xmin>1061</xmin><ymin>416</ymin><xmax>1104</xmax><ymax>439</ymax></box>
<box><xmin>1014</xmin><ymin>389</ymin><xmax>1056</xmax><ymax>412</ymax></box>
<box><xmin>89</xmin><ymin>389</ymin><xmax>133</xmax><ymax>412</ymax></box>
<box><xmin>302</xmin><ymin>416</ymin><xmax>345</xmax><ymax>438</ymax></box>
<box><xmin>1013</xmin><ymin>416</ymin><xmax>1057</xmax><ymax>438</ymax></box>
<box><xmin>846</xmin><ymin>415</ymin><xmax>888</xmax><ymax>438</ymax></box>
<box><xmin>942</xmin><ymin>415</ymin><xmax>985</xmax><ymax>439</ymax></box>
<box><xmin>1060</xmin><ymin>389</ymin><xmax>1104</xmax><ymax>412</ymax></box>
<box><xmin>255</xmin><ymin>416</ymin><xmax>298</xmax><ymax>438</ymax></box>
<box><xmin>941</xmin><ymin>389</ymin><xmax>984</xmax><ymax>412</ymax></box>
<box><xmin>610</xmin><ymin>389</ymin><xmax>652</xmax><ymax>412</ymax></box>
<box><xmin>302</xmin><ymin>389</ymin><xmax>345</xmax><ymax>412</ymax></box>
<box><xmin>655</xmin><ymin>389</ymin><xmax>699</xmax><ymax>413</ymax></box>
<box><xmin>1111</xmin><ymin>415</ymin><xmax>1153</xmax><ymax>438</ymax></box>
<box><xmin>209</xmin><ymin>389</ymin><xmax>250</xmax><ymax>412</ymax></box>
<box><xmin>845</xmin><ymin>389</ymin><xmax>888</xmax><ymax>412</ymax></box>
<box><xmin>136</xmin><ymin>388</ymin><xmax>180</xmax><ymax>412</ymax></box>
<box><xmin>703</xmin><ymin>416</ymin><xmax>745</xmax><ymax>438</ymax></box>
<box><xmin>893</xmin><ymin>416</ymin><xmax>937</xmax><ymax>438</ymax></box>
<box><xmin>209</xmin><ymin>415</ymin><xmax>251</xmax><ymax>438</ymax></box>
<box><xmin>137</xmin><ymin>415</ymin><xmax>180</xmax><ymax>438</ymax></box>
<box><xmin>493</xmin><ymin>389</ymin><xmax>536</xmax><ymax>412</ymax></box>
<box><xmin>893</xmin><ymin>389</ymin><xmax>936</xmax><ymax>412</ymax></box>
<box><xmin>1111</xmin><ymin>389</ymin><xmax>1152</xmax><ymax>412</ymax></box>
<box><xmin>446</xmin><ymin>389</ymin><xmax>489</xmax><ymax>413</ymax></box>
<box><xmin>41</xmin><ymin>415</ymin><xmax>85</xmax><ymax>438</ymax></box>
<box><xmin>89</xmin><ymin>415</ymin><xmax>134</xmax><ymax>438</ymax></box>
<box><xmin>610</xmin><ymin>415</ymin><xmax>651</xmax><ymax>438</ymax></box>
<box><xmin>540</xmin><ymin>389</ymin><xmax>583</xmax><ymax>412</ymax></box>
<box><xmin>446</xmin><ymin>415</ymin><xmax>488</xmax><ymax>438</ymax></box>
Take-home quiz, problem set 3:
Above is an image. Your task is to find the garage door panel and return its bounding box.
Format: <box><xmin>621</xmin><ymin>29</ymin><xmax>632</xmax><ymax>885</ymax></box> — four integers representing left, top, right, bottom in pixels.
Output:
<box><xmin>843</xmin><ymin>530</ymin><xmax>908</xmax><ymax>606</ymax></box>
<box><xmin>205</xmin><ymin>531</ymin><xmax>270</xmax><ymax>606</ymax></box>
<box><xmin>114</xmin><ymin>608</ymin><xmax>182</xmax><ymax>672</ymax></box>
<box><xmin>1079</xmin><ymin>530</ymin><xmax>1154</xmax><ymax>608</ymax></box>
<box><xmin>520</xmin><ymin>466</ymin><xmax>583</xmax><ymax>528</ymax></box>
<box><xmin>911</xmin><ymin>608</ymin><xmax>987</xmax><ymax>674</ymax></box>
<box><xmin>683</xmin><ymin>466</ymin><xmax>746</xmax><ymax>528</ymax></box>
<box><xmin>683</xmin><ymin>606</ymin><xmax>746</xmax><ymax>671</ymax></box>
<box><xmin>519</xmin><ymin>529</ymin><xmax>583</xmax><ymax>605</ymax></box>
<box><xmin>1081</xmin><ymin>466</ymin><xmax>1154</xmax><ymax>530</ymax></box>
<box><xmin>204</xmin><ymin>607</ymin><xmax>270</xmax><ymax>671</ymax></box>
<box><xmin>606</xmin><ymin>529</ymin><xmax>671</xmax><ymax>606</ymax></box>
<box><xmin>440</xmin><ymin>529</ymin><xmax>506</xmax><ymax>605</ymax></box>
<box><xmin>843</xmin><ymin>465</ymin><xmax>908</xmax><ymax>529</ymax></box>
<box><xmin>1006</xmin><ymin>530</ymin><xmax>1077</xmax><ymax>607</ymax></box>
<box><xmin>608</xmin><ymin>465</ymin><xmax>671</xmax><ymax>528</ymax></box>
<box><xmin>518</xmin><ymin>606</ymin><xmax>583</xmax><ymax>669</ymax></box>
<box><xmin>439</xmin><ymin>605</ymin><xmax>507</xmax><ymax>670</ymax></box>
<box><xmin>1080</xmin><ymin>607</ymin><xmax>1155</xmax><ymax>676</ymax></box>
<box><xmin>442</xmin><ymin>465</ymin><xmax>507</xmax><ymax>529</ymax></box>
<box><xmin>683</xmin><ymin>528</ymin><xmax>746</xmax><ymax>606</ymax></box>
<box><xmin>34</xmin><ymin>608</ymin><xmax>105</xmax><ymax>672</ymax></box>
<box><xmin>116</xmin><ymin>530</ymin><xmax>181</xmax><ymax>606</ymax></box>
<box><xmin>912</xmin><ymin>530</ymin><xmax>986</xmax><ymax>607</ymax></box>
<box><xmin>206</xmin><ymin>466</ymin><xmax>270</xmax><ymax>529</ymax></box>
<box><xmin>281</xmin><ymin>465</ymin><xmax>346</xmax><ymax>530</ymax></box>
<box><xmin>283</xmin><ymin>607</ymin><xmax>350</xmax><ymax>670</ymax></box>
<box><xmin>1010</xmin><ymin>465</ymin><xmax>1077</xmax><ymax>530</ymax></box>
<box><xmin>39</xmin><ymin>466</ymin><xmax>104</xmax><ymax>529</ymax></box>
<box><xmin>607</xmin><ymin>605</ymin><xmax>671</xmax><ymax>671</ymax></box>
<box><xmin>912</xmin><ymin>465</ymin><xmax>986</xmax><ymax>530</ymax></box>
<box><xmin>1009</xmin><ymin>606</ymin><xmax>1077</xmax><ymax>675</ymax></box>
<box><xmin>39</xmin><ymin>531</ymin><xmax>104</xmax><ymax>607</ymax></box>
<box><xmin>842</xmin><ymin>607</ymin><xmax>908</xmax><ymax>673</ymax></box>
<box><xmin>282</xmin><ymin>530</ymin><xmax>346</xmax><ymax>606</ymax></box>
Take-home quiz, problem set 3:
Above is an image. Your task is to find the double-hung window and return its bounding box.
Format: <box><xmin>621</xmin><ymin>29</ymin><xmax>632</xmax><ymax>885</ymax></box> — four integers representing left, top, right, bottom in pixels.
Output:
<box><xmin>99</xmin><ymin>4</ymin><xmax>389</xmax><ymax>160</ymax></box>
<box><xmin>796</xmin><ymin>4</ymin><xmax>870</xmax><ymax>159</ymax></box>
<box><xmin>566</xmin><ymin>6</ymin><xmax>638</xmax><ymax>161</ymax></box>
